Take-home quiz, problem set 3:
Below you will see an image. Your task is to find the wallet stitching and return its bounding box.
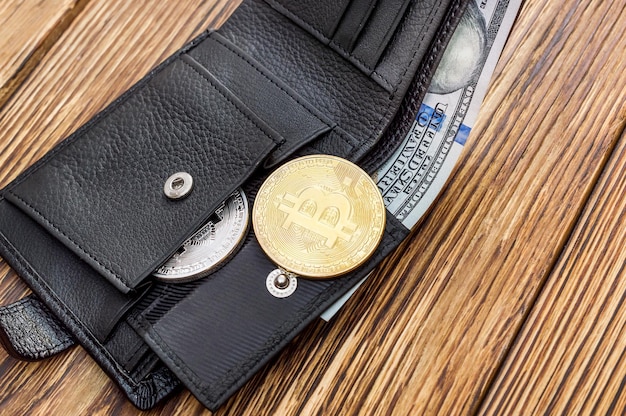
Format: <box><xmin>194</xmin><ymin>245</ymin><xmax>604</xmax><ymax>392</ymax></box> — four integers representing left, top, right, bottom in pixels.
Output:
<box><xmin>350</xmin><ymin>2</ymin><xmax>444</xmax><ymax>161</ymax></box>
<box><xmin>266</xmin><ymin>0</ymin><xmax>443</xmax><ymax>95</ymax></box>
<box><xmin>370</xmin><ymin>5</ymin><xmax>434</xmax><ymax>93</ymax></box>
<box><xmin>265</xmin><ymin>0</ymin><xmax>333</xmax><ymax>42</ymax></box>
<box><xmin>179</xmin><ymin>59</ymin><xmax>281</xmax><ymax>147</ymax></box>
<box><xmin>0</xmin><ymin>33</ymin><xmax>215</xmax><ymax>291</ymax></box>
<box><xmin>223</xmin><ymin>4</ymin><xmax>372</xmax><ymax>153</ymax></box>
<box><xmin>129</xmin><ymin>347</ymin><xmax>158</xmax><ymax>380</ymax></box>
<box><xmin>5</xmin><ymin>230</ymin><xmax>182</xmax><ymax>405</ymax></box>
<box><xmin>128</xmin><ymin>314</ymin><xmax>206</xmax><ymax>401</ymax></box>
<box><xmin>389</xmin><ymin>2</ymin><xmax>442</xmax><ymax>97</ymax></box>
<box><xmin>212</xmin><ymin>35</ymin><xmax>334</xmax><ymax>131</ymax></box>
<box><xmin>266</xmin><ymin>0</ymin><xmax>381</xmax><ymax>76</ymax></box>
<box><xmin>7</xmin><ymin>54</ymin><xmax>281</xmax><ymax>291</ymax></box>
<box><xmin>353</xmin><ymin>2</ymin><xmax>442</xmax><ymax>160</ymax></box>
<box><xmin>203</xmin><ymin>229</ymin><xmax>407</xmax><ymax>400</ymax></box>
<box><xmin>0</xmin><ymin>236</ymin><xmax>118</xmax><ymax>366</ymax></box>
<box><xmin>209</xmin><ymin>35</ymin><xmax>347</xmax><ymax>151</ymax></box>
<box><xmin>128</xmin><ymin>270</ymin><xmax>353</xmax><ymax>404</ymax></box>
<box><xmin>0</xmin><ymin>233</ymin><xmax>148</xmax><ymax>392</ymax></box>
<box><xmin>139</xmin><ymin>226</ymin><xmax>406</xmax><ymax>405</ymax></box>
<box><xmin>365</xmin><ymin>0</ymin><xmax>464</xmax><ymax>170</ymax></box>
<box><xmin>232</xmin><ymin>1</ymin><xmax>439</xmax><ymax>161</ymax></box>
<box><xmin>6</xmin><ymin>191</ymin><xmax>134</xmax><ymax>291</ymax></box>
<box><xmin>266</xmin><ymin>0</ymin><xmax>428</xmax><ymax>88</ymax></box>
<box><xmin>330</xmin><ymin>40</ymin><xmax>394</xmax><ymax>89</ymax></box>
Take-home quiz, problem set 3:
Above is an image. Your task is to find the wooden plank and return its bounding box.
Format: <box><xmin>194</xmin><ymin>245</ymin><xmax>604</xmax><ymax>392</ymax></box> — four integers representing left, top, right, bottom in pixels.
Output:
<box><xmin>0</xmin><ymin>0</ymin><xmax>626</xmax><ymax>415</ymax></box>
<box><xmin>478</xmin><ymin>130</ymin><xmax>626</xmax><ymax>413</ymax></box>
<box><xmin>216</xmin><ymin>0</ymin><xmax>626</xmax><ymax>414</ymax></box>
<box><xmin>0</xmin><ymin>0</ymin><xmax>87</xmax><ymax>108</ymax></box>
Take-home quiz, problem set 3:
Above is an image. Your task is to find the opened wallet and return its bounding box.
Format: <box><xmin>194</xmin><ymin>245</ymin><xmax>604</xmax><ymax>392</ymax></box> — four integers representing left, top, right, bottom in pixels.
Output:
<box><xmin>0</xmin><ymin>0</ymin><xmax>469</xmax><ymax>410</ymax></box>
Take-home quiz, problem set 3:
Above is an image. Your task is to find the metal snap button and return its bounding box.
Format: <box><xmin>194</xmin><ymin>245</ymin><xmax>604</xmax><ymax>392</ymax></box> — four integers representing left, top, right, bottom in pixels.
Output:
<box><xmin>164</xmin><ymin>172</ymin><xmax>193</xmax><ymax>200</ymax></box>
<box><xmin>266</xmin><ymin>269</ymin><xmax>298</xmax><ymax>298</ymax></box>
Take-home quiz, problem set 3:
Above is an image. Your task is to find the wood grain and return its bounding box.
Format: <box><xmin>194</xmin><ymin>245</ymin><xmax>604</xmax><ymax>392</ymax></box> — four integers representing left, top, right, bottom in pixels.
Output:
<box><xmin>0</xmin><ymin>0</ymin><xmax>625</xmax><ymax>414</ymax></box>
<box><xmin>228</xmin><ymin>0</ymin><xmax>626</xmax><ymax>413</ymax></box>
<box><xmin>0</xmin><ymin>0</ymin><xmax>87</xmax><ymax>109</ymax></box>
<box><xmin>479</xmin><ymin>124</ymin><xmax>626</xmax><ymax>414</ymax></box>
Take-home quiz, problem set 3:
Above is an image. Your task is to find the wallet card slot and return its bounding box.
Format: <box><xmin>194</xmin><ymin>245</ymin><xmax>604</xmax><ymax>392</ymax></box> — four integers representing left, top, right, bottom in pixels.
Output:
<box><xmin>264</xmin><ymin>0</ymin><xmax>352</xmax><ymax>40</ymax></box>
<box><xmin>0</xmin><ymin>199</ymin><xmax>145</xmax><ymax>342</ymax></box>
<box><xmin>129</xmin><ymin>211</ymin><xmax>410</xmax><ymax>410</ymax></box>
<box><xmin>218</xmin><ymin>0</ymin><xmax>455</xmax><ymax>165</ymax></box>
<box><xmin>187</xmin><ymin>33</ymin><xmax>334</xmax><ymax>168</ymax></box>
<box><xmin>346</xmin><ymin>0</ymin><xmax>412</xmax><ymax>70</ymax></box>
<box><xmin>267</xmin><ymin>0</ymin><xmax>412</xmax><ymax>77</ymax></box>
<box><xmin>5</xmin><ymin>56</ymin><xmax>281</xmax><ymax>293</ymax></box>
<box><xmin>331</xmin><ymin>0</ymin><xmax>379</xmax><ymax>53</ymax></box>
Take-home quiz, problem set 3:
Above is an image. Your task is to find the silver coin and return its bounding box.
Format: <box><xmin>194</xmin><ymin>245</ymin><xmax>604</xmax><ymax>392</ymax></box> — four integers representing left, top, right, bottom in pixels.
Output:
<box><xmin>153</xmin><ymin>189</ymin><xmax>249</xmax><ymax>282</ymax></box>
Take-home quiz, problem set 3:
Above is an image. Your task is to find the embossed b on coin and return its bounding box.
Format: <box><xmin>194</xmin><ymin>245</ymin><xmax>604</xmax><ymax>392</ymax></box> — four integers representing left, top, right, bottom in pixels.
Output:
<box><xmin>253</xmin><ymin>155</ymin><xmax>385</xmax><ymax>279</ymax></box>
<box><xmin>153</xmin><ymin>188</ymin><xmax>249</xmax><ymax>282</ymax></box>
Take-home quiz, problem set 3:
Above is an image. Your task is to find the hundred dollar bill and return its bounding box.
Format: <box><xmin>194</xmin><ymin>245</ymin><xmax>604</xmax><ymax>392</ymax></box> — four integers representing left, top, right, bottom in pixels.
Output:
<box><xmin>376</xmin><ymin>0</ymin><xmax>522</xmax><ymax>228</ymax></box>
<box><xmin>321</xmin><ymin>0</ymin><xmax>523</xmax><ymax>321</ymax></box>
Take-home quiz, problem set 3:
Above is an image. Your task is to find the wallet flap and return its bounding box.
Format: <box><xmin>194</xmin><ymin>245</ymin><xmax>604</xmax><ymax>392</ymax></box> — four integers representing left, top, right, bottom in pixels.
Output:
<box><xmin>4</xmin><ymin>57</ymin><xmax>281</xmax><ymax>293</ymax></box>
<box><xmin>0</xmin><ymin>199</ymin><xmax>148</xmax><ymax>341</ymax></box>
<box><xmin>129</xmin><ymin>212</ymin><xmax>410</xmax><ymax>410</ymax></box>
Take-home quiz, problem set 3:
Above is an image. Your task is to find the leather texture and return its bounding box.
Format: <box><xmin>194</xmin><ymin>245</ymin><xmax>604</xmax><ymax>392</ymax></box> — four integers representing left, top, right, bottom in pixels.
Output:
<box><xmin>129</xmin><ymin>203</ymin><xmax>408</xmax><ymax>409</ymax></box>
<box><xmin>0</xmin><ymin>199</ymin><xmax>181</xmax><ymax>408</ymax></box>
<box><xmin>187</xmin><ymin>33</ymin><xmax>334</xmax><ymax>168</ymax></box>
<box><xmin>5</xmin><ymin>54</ymin><xmax>281</xmax><ymax>293</ymax></box>
<box><xmin>0</xmin><ymin>0</ymin><xmax>469</xmax><ymax>410</ymax></box>
<box><xmin>0</xmin><ymin>199</ymin><xmax>151</xmax><ymax>342</ymax></box>
<box><xmin>0</xmin><ymin>295</ymin><xmax>75</xmax><ymax>361</ymax></box>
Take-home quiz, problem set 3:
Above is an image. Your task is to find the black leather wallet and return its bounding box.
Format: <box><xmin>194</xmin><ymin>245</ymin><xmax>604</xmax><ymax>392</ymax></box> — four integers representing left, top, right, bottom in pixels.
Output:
<box><xmin>0</xmin><ymin>0</ymin><xmax>467</xmax><ymax>410</ymax></box>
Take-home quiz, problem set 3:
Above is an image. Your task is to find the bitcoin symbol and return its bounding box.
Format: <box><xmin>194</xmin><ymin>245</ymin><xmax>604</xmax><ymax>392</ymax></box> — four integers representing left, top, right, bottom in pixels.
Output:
<box><xmin>276</xmin><ymin>187</ymin><xmax>357</xmax><ymax>248</ymax></box>
<box><xmin>253</xmin><ymin>155</ymin><xmax>385</xmax><ymax>279</ymax></box>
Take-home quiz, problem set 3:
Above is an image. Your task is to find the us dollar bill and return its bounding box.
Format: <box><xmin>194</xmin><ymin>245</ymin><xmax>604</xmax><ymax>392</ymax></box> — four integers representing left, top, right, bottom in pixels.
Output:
<box><xmin>375</xmin><ymin>0</ymin><xmax>522</xmax><ymax>229</ymax></box>
<box><xmin>322</xmin><ymin>0</ymin><xmax>523</xmax><ymax>321</ymax></box>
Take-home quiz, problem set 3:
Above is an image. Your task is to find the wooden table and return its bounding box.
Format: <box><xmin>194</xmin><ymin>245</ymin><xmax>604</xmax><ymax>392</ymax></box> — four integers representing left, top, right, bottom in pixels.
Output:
<box><xmin>1</xmin><ymin>0</ymin><xmax>625</xmax><ymax>414</ymax></box>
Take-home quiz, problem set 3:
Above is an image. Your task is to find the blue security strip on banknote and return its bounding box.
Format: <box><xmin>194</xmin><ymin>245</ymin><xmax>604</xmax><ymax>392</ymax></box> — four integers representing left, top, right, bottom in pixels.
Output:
<box><xmin>455</xmin><ymin>124</ymin><xmax>471</xmax><ymax>146</ymax></box>
<box><xmin>376</xmin><ymin>100</ymin><xmax>470</xmax><ymax>227</ymax></box>
<box><xmin>321</xmin><ymin>0</ymin><xmax>522</xmax><ymax>321</ymax></box>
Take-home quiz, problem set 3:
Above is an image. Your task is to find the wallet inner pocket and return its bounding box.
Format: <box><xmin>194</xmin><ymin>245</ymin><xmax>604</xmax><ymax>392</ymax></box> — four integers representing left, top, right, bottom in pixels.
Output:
<box><xmin>187</xmin><ymin>33</ymin><xmax>334</xmax><ymax>168</ymax></box>
<box><xmin>4</xmin><ymin>57</ymin><xmax>282</xmax><ymax>293</ymax></box>
<box><xmin>266</xmin><ymin>0</ymin><xmax>413</xmax><ymax>74</ymax></box>
<box><xmin>0</xmin><ymin>199</ymin><xmax>143</xmax><ymax>341</ymax></box>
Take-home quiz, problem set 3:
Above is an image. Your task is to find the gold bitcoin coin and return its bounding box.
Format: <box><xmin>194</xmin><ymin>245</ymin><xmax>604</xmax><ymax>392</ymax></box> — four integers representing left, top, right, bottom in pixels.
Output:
<box><xmin>253</xmin><ymin>155</ymin><xmax>385</xmax><ymax>279</ymax></box>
